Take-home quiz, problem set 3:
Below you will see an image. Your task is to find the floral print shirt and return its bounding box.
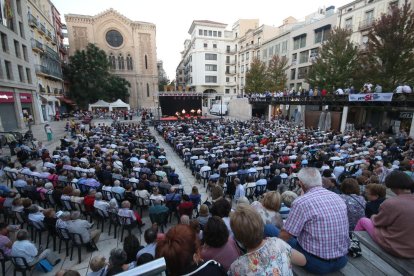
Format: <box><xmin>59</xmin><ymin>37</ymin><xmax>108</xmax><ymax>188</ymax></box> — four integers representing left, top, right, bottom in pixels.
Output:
<box><xmin>229</xmin><ymin>237</ymin><xmax>293</xmax><ymax>276</ymax></box>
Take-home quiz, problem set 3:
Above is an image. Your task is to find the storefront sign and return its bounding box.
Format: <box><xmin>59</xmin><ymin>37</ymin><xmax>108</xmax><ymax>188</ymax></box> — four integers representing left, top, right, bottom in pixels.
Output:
<box><xmin>0</xmin><ymin>92</ymin><xmax>14</xmax><ymax>103</ymax></box>
<box><xmin>20</xmin><ymin>93</ymin><xmax>32</xmax><ymax>103</ymax></box>
<box><xmin>348</xmin><ymin>93</ymin><xmax>393</xmax><ymax>102</ymax></box>
<box><xmin>400</xmin><ymin>112</ymin><xmax>413</xmax><ymax>119</ymax></box>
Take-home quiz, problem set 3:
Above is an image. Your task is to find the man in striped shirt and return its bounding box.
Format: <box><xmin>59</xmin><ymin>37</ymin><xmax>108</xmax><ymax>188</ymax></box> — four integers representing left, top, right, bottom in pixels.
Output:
<box><xmin>280</xmin><ymin>167</ymin><xmax>350</xmax><ymax>274</ymax></box>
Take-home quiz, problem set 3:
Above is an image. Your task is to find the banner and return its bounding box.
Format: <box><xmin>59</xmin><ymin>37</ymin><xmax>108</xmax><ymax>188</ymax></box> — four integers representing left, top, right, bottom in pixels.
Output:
<box><xmin>348</xmin><ymin>93</ymin><xmax>393</xmax><ymax>102</ymax></box>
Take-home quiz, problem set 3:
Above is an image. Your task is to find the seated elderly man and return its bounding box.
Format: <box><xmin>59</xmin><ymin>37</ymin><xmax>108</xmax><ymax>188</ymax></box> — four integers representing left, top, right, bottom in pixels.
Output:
<box><xmin>111</xmin><ymin>180</ymin><xmax>125</xmax><ymax>200</ymax></box>
<box><xmin>93</xmin><ymin>192</ymin><xmax>110</xmax><ymax>216</ymax></box>
<box><xmin>67</xmin><ymin>211</ymin><xmax>100</xmax><ymax>251</ymax></box>
<box><xmin>276</xmin><ymin>167</ymin><xmax>349</xmax><ymax>274</ymax></box>
<box><xmin>11</xmin><ymin>229</ymin><xmax>60</xmax><ymax>266</ymax></box>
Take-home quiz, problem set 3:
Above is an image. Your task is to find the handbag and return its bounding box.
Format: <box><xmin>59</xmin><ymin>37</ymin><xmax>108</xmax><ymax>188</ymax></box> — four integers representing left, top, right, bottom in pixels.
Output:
<box><xmin>35</xmin><ymin>259</ymin><xmax>53</xmax><ymax>272</ymax></box>
<box><xmin>348</xmin><ymin>232</ymin><xmax>362</xmax><ymax>258</ymax></box>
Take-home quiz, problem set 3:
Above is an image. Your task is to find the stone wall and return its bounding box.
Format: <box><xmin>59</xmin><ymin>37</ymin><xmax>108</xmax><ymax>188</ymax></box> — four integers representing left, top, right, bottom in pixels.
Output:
<box><xmin>228</xmin><ymin>98</ymin><xmax>252</xmax><ymax>120</ymax></box>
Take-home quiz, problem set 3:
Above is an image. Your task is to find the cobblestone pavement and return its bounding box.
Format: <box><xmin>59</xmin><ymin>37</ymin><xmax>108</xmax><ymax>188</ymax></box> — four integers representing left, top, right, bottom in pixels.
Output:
<box><xmin>3</xmin><ymin>117</ymin><xmax>208</xmax><ymax>276</ymax></box>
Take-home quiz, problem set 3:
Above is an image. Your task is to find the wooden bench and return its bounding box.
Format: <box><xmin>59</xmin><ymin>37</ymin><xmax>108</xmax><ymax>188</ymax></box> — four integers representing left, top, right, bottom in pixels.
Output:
<box><xmin>293</xmin><ymin>231</ymin><xmax>414</xmax><ymax>276</ymax></box>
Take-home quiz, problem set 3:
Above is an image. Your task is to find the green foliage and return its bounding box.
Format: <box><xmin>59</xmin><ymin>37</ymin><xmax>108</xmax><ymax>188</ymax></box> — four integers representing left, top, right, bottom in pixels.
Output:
<box><xmin>364</xmin><ymin>0</ymin><xmax>414</xmax><ymax>91</ymax></box>
<box><xmin>266</xmin><ymin>55</ymin><xmax>289</xmax><ymax>91</ymax></box>
<box><xmin>158</xmin><ymin>75</ymin><xmax>170</xmax><ymax>91</ymax></box>
<box><xmin>245</xmin><ymin>58</ymin><xmax>267</xmax><ymax>93</ymax></box>
<box><xmin>306</xmin><ymin>27</ymin><xmax>362</xmax><ymax>91</ymax></box>
<box><xmin>65</xmin><ymin>43</ymin><xmax>130</xmax><ymax>107</ymax></box>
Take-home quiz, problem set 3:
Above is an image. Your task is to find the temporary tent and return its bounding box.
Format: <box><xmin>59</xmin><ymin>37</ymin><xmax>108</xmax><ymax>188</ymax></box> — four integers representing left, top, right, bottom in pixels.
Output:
<box><xmin>109</xmin><ymin>99</ymin><xmax>130</xmax><ymax>111</ymax></box>
<box><xmin>88</xmin><ymin>100</ymin><xmax>110</xmax><ymax>111</ymax></box>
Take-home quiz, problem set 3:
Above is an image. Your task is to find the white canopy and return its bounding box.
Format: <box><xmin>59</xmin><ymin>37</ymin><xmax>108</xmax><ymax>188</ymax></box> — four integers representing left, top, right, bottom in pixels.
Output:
<box><xmin>109</xmin><ymin>99</ymin><xmax>130</xmax><ymax>111</ymax></box>
<box><xmin>88</xmin><ymin>100</ymin><xmax>110</xmax><ymax>111</ymax></box>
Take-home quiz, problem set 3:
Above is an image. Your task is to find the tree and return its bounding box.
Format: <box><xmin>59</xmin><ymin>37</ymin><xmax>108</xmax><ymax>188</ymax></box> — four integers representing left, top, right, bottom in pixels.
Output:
<box><xmin>306</xmin><ymin>27</ymin><xmax>362</xmax><ymax>91</ymax></box>
<box><xmin>158</xmin><ymin>75</ymin><xmax>170</xmax><ymax>91</ymax></box>
<box><xmin>363</xmin><ymin>0</ymin><xmax>414</xmax><ymax>91</ymax></box>
<box><xmin>266</xmin><ymin>55</ymin><xmax>289</xmax><ymax>91</ymax></box>
<box><xmin>65</xmin><ymin>43</ymin><xmax>130</xmax><ymax>107</ymax></box>
<box><xmin>245</xmin><ymin>58</ymin><xmax>267</xmax><ymax>94</ymax></box>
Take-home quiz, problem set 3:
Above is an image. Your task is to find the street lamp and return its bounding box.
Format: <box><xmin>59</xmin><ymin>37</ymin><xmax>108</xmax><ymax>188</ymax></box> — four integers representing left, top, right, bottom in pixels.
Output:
<box><xmin>220</xmin><ymin>95</ymin><xmax>223</xmax><ymax>120</ymax></box>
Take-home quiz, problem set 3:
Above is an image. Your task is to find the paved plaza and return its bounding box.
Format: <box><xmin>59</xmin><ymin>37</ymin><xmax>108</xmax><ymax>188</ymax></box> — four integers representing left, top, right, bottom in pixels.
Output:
<box><xmin>2</xmin><ymin>117</ymin><xmax>207</xmax><ymax>275</ymax></box>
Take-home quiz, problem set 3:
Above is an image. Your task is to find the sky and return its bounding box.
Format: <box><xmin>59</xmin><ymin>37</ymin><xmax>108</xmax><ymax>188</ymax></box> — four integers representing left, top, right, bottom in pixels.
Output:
<box><xmin>53</xmin><ymin>0</ymin><xmax>350</xmax><ymax>80</ymax></box>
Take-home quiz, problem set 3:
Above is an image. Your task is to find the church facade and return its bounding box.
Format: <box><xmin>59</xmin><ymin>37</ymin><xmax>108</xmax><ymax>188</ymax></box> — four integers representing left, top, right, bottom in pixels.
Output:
<box><xmin>65</xmin><ymin>9</ymin><xmax>158</xmax><ymax>108</ymax></box>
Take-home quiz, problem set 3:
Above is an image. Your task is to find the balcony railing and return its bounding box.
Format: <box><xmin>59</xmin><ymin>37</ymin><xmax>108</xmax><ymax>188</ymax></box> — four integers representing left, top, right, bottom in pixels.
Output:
<box><xmin>39</xmin><ymin>23</ymin><xmax>46</xmax><ymax>34</ymax></box>
<box><xmin>45</xmin><ymin>45</ymin><xmax>59</xmax><ymax>60</ymax></box>
<box><xmin>226</xmin><ymin>50</ymin><xmax>236</xmax><ymax>54</ymax></box>
<box><xmin>35</xmin><ymin>64</ymin><xmax>63</xmax><ymax>79</ymax></box>
<box><xmin>28</xmin><ymin>13</ymin><xmax>38</xmax><ymax>28</ymax></box>
<box><xmin>59</xmin><ymin>44</ymin><xmax>67</xmax><ymax>54</ymax></box>
<box><xmin>31</xmin><ymin>38</ymin><xmax>44</xmax><ymax>52</ymax></box>
<box><xmin>358</xmin><ymin>19</ymin><xmax>374</xmax><ymax>31</ymax></box>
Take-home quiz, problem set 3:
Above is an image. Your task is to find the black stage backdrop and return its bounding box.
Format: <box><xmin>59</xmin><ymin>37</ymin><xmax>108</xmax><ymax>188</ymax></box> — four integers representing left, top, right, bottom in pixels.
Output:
<box><xmin>159</xmin><ymin>96</ymin><xmax>202</xmax><ymax>116</ymax></box>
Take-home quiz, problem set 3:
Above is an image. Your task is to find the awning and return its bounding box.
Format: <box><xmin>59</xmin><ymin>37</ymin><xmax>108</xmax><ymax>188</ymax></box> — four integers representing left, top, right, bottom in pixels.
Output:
<box><xmin>40</xmin><ymin>95</ymin><xmax>60</xmax><ymax>103</ymax></box>
<box><xmin>57</xmin><ymin>96</ymin><xmax>76</xmax><ymax>105</ymax></box>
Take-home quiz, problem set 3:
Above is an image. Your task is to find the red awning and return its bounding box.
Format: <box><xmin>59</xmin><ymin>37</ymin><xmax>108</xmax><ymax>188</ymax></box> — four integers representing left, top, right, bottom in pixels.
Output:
<box><xmin>57</xmin><ymin>96</ymin><xmax>76</xmax><ymax>105</ymax></box>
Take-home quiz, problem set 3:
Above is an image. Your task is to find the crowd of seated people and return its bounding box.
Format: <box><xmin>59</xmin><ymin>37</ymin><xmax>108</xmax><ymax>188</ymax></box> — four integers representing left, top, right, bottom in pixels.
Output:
<box><xmin>0</xmin><ymin>117</ymin><xmax>413</xmax><ymax>275</ymax></box>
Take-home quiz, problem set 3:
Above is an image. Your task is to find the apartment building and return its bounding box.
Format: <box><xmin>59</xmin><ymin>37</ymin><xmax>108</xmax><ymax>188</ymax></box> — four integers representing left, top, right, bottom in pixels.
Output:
<box><xmin>0</xmin><ymin>0</ymin><xmax>40</xmax><ymax>131</ymax></box>
<box><xmin>337</xmin><ymin>0</ymin><xmax>408</xmax><ymax>49</ymax></box>
<box><xmin>179</xmin><ymin>20</ymin><xmax>237</xmax><ymax>111</ymax></box>
<box><xmin>288</xmin><ymin>7</ymin><xmax>337</xmax><ymax>90</ymax></box>
<box><xmin>235</xmin><ymin>21</ymin><xmax>279</xmax><ymax>96</ymax></box>
<box><xmin>27</xmin><ymin>0</ymin><xmax>63</xmax><ymax>122</ymax></box>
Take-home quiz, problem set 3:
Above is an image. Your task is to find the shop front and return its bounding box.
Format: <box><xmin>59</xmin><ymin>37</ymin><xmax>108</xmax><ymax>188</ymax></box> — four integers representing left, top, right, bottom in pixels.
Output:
<box><xmin>20</xmin><ymin>93</ymin><xmax>34</xmax><ymax>125</ymax></box>
<box><xmin>0</xmin><ymin>92</ymin><xmax>18</xmax><ymax>131</ymax></box>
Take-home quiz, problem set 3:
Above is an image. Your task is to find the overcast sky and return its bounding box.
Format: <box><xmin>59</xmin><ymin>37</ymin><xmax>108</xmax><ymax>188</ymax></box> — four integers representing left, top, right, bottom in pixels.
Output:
<box><xmin>53</xmin><ymin>0</ymin><xmax>350</xmax><ymax>80</ymax></box>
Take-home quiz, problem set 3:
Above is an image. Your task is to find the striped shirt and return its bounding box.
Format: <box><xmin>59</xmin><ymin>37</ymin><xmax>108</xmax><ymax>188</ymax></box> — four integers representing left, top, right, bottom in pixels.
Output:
<box><xmin>283</xmin><ymin>187</ymin><xmax>349</xmax><ymax>259</ymax></box>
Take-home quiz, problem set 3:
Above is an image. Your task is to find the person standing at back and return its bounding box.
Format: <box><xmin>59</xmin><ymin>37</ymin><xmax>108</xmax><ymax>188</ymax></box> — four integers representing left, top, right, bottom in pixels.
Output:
<box><xmin>279</xmin><ymin>167</ymin><xmax>349</xmax><ymax>274</ymax></box>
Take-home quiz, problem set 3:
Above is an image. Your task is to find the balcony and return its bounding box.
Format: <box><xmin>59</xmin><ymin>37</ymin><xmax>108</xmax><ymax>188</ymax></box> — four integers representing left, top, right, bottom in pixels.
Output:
<box><xmin>45</xmin><ymin>45</ymin><xmax>59</xmax><ymax>60</ymax></box>
<box><xmin>225</xmin><ymin>70</ymin><xmax>236</xmax><ymax>75</ymax></box>
<box><xmin>59</xmin><ymin>44</ymin><xmax>67</xmax><ymax>54</ymax></box>
<box><xmin>226</xmin><ymin>50</ymin><xmax>236</xmax><ymax>54</ymax></box>
<box><xmin>51</xmin><ymin>35</ymin><xmax>57</xmax><ymax>45</ymax></box>
<box><xmin>39</xmin><ymin>23</ymin><xmax>46</xmax><ymax>35</ymax></box>
<box><xmin>248</xmin><ymin>94</ymin><xmax>414</xmax><ymax>107</ymax></box>
<box><xmin>358</xmin><ymin>19</ymin><xmax>374</xmax><ymax>31</ymax></box>
<box><xmin>31</xmin><ymin>39</ymin><xmax>44</xmax><ymax>53</ymax></box>
<box><xmin>28</xmin><ymin>13</ymin><xmax>38</xmax><ymax>28</ymax></box>
<box><xmin>35</xmin><ymin>64</ymin><xmax>63</xmax><ymax>80</ymax></box>
<box><xmin>226</xmin><ymin>59</ymin><xmax>236</xmax><ymax>65</ymax></box>
<box><xmin>46</xmin><ymin>30</ymin><xmax>53</xmax><ymax>41</ymax></box>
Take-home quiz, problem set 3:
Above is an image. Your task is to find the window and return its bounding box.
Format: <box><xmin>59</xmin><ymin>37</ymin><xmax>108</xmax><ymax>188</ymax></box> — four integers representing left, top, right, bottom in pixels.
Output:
<box><xmin>314</xmin><ymin>25</ymin><xmax>331</xmax><ymax>44</ymax></box>
<box><xmin>246</xmin><ymin>52</ymin><xmax>249</xmax><ymax>60</ymax></box>
<box><xmin>26</xmin><ymin>68</ymin><xmax>32</xmax><ymax>83</ymax></box>
<box><xmin>199</xmin><ymin>29</ymin><xmax>203</xmax><ymax>35</ymax></box>
<box><xmin>290</xmin><ymin>68</ymin><xmax>296</xmax><ymax>80</ymax></box>
<box><xmin>145</xmin><ymin>55</ymin><xmax>148</xmax><ymax>69</ymax></box>
<box><xmin>292</xmin><ymin>53</ymin><xmax>297</xmax><ymax>64</ymax></box>
<box><xmin>345</xmin><ymin>18</ymin><xmax>353</xmax><ymax>30</ymax></box>
<box><xmin>18</xmin><ymin>65</ymin><xmax>24</xmax><ymax>82</ymax></box>
<box><xmin>109</xmin><ymin>54</ymin><xmax>116</xmax><ymax>69</ymax></box>
<box><xmin>226</xmin><ymin>66</ymin><xmax>230</xmax><ymax>74</ymax></box>
<box><xmin>147</xmin><ymin>83</ymin><xmax>150</xmax><ymax>97</ymax></box>
<box><xmin>225</xmin><ymin>89</ymin><xmax>230</xmax><ymax>94</ymax></box>
<box><xmin>19</xmin><ymin>22</ymin><xmax>24</xmax><ymax>38</ymax></box>
<box><xmin>213</xmin><ymin>44</ymin><xmax>217</xmax><ymax>48</ymax></box>
<box><xmin>4</xmin><ymin>60</ymin><xmax>12</xmax><ymax>80</ymax></box>
<box><xmin>293</xmin><ymin>34</ymin><xmax>306</xmax><ymax>50</ymax></box>
<box><xmin>269</xmin><ymin>46</ymin><xmax>274</xmax><ymax>56</ymax></box>
<box><xmin>204</xmin><ymin>43</ymin><xmax>208</xmax><ymax>48</ymax></box>
<box><xmin>218</xmin><ymin>31</ymin><xmax>222</xmax><ymax>37</ymax></box>
<box><xmin>234</xmin><ymin>89</ymin><xmax>236</xmax><ymax>94</ymax></box>
<box><xmin>16</xmin><ymin>0</ymin><xmax>22</xmax><ymax>15</ymax></box>
<box><xmin>241</xmin><ymin>65</ymin><xmax>244</xmax><ymax>73</ymax></box>
<box><xmin>362</xmin><ymin>35</ymin><xmax>369</xmax><ymax>44</ymax></box>
<box><xmin>207</xmin><ymin>30</ymin><xmax>212</xmax><ymax>36</ymax></box>
<box><xmin>297</xmin><ymin>66</ymin><xmax>309</xmax><ymax>79</ymax></box>
<box><xmin>14</xmin><ymin>40</ymin><xmax>20</xmax><ymax>58</ymax></box>
<box><xmin>275</xmin><ymin>44</ymin><xmax>280</xmax><ymax>54</ymax></box>
<box><xmin>299</xmin><ymin>50</ymin><xmax>309</xmax><ymax>63</ymax></box>
<box><xmin>204</xmin><ymin>30</ymin><xmax>207</xmax><ymax>36</ymax></box>
<box><xmin>213</xmin><ymin>31</ymin><xmax>217</xmax><ymax>37</ymax></box>
<box><xmin>1</xmin><ymin>32</ymin><xmax>8</xmax><ymax>52</ymax></box>
<box><xmin>310</xmin><ymin>48</ymin><xmax>319</xmax><ymax>60</ymax></box>
<box><xmin>226</xmin><ymin>56</ymin><xmax>230</xmax><ymax>63</ymax></box>
<box><xmin>205</xmin><ymin>76</ymin><xmax>217</xmax><ymax>83</ymax></box>
<box><xmin>241</xmin><ymin>53</ymin><xmax>244</xmax><ymax>61</ymax></box>
<box><xmin>226</xmin><ymin>77</ymin><xmax>230</xmax><ymax>82</ymax></box>
<box><xmin>262</xmin><ymin>49</ymin><xmax>267</xmax><ymax>59</ymax></box>
<box><xmin>365</xmin><ymin>10</ymin><xmax>374</xmax><ymax>23</ymax></box>
<box><xmin>106</xmin><ymin>30</ymin><xmax>123</xmax><ymax>47</ymax></box>
<box><xmin>226</xmin><ymin>45</ymin><xmax>231</xmax><ymax>53</ymax></box>
<box><xmin>205</xmin><ymin>53</ymin><xmax>217</xmax><ymax>60</ymax></box>
<box><xmin>205</xmin><ymin>64</ymin><xmax>217</xmax><ymax>71</ymax></box>
<box><xmin>126</xmin><ymin>54</ymin><xmax>133</xmax><ymax>70</ymax></box>
<box><xmin>256</xmin><ymin>50</ymin><xmax>260</xmax><ymax>59</ymax></box>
